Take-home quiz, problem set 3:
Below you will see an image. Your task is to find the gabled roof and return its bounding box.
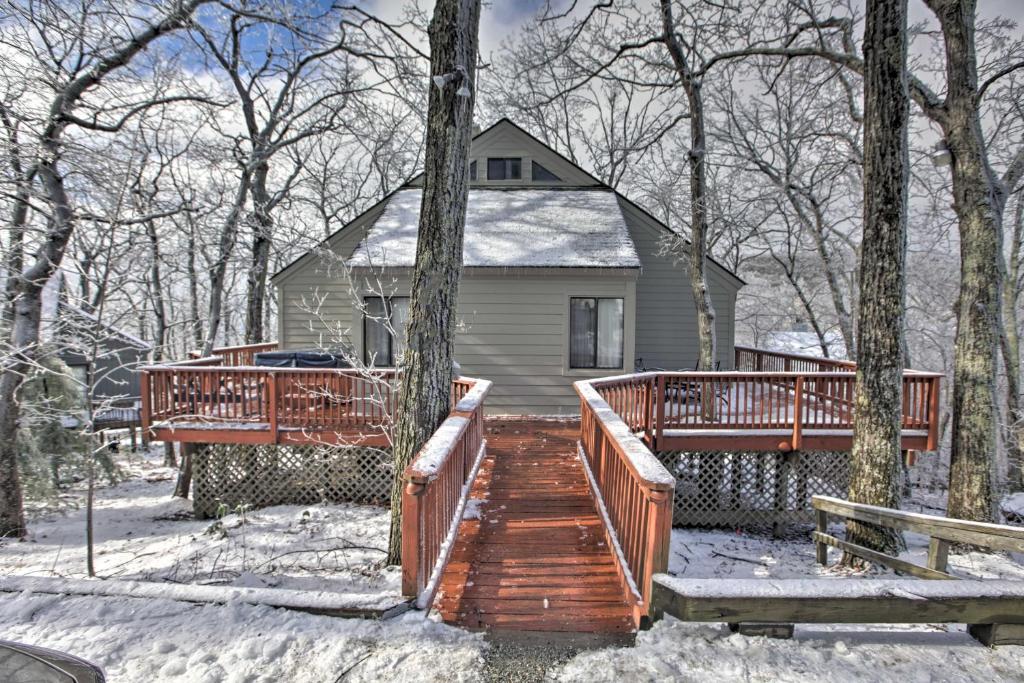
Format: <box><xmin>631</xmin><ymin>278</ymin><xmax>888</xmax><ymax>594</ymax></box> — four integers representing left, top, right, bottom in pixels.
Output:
<box><xmin>56</xmin><ymin>301</ymin><xmax>153</xmax><ymax>352</ymax></box>
<box><xmin>272</xmin><ymin>118</ymin><xmax>744</xmax><ymax>285</ymax></box>
<box><xmin>347</xmin><ymin>188</ymin><xmax>641</xmax><ymax>269</ymax></box>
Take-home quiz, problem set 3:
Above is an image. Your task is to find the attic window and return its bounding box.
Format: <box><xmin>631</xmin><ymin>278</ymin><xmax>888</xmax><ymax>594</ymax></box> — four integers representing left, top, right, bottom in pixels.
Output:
<box><xmin>487</xmin><ymin>158</ymin><xmax>521</xmax><ymax>180</ymax></box>
<box><xmin>469</xmin><ymin>160</ymin><xmax>477</xmax><ymax>180</ymax></box>
<box><xmin>532</xmin><ymin>161</ymin><xmax>561</xmax><ymax>182</ymax></box>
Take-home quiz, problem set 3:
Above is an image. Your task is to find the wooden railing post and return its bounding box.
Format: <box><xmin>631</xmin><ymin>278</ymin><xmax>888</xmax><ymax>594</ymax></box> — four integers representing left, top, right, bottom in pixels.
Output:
<box><xmin>926</xmin><ymin>375</ymin><xmax>941</xmax><ymax>451</ymax></box>
<box><xmin>927</xmin><ymin>537</ymin><xmax>950</xmax><ymax>573</ymax></box>
<box><xmin>641</xmin><ymin>488</ymin><xmax>673</xmax><ymax>617</ymax></box>
<box><xmin>140</xmin><ymin>371</ymin><xmax>151</xmax><ymax>444</ymax></box>
<box><xmin>401</xmin><ymin>480</ymin><xmax>426</xmax><ymax>597</ymax></box>
<box><xmin>792</xmin><ymin>376</ymin><xmax>804</xmax><ymax>451</ymax></box>
<box><xmin>268</xmin><ymin>372</ymin><xmax>278</xmax><ymax>443</ymax></box>
<box><xmin>655</xmin><ymin>374</ymin><xmax>666</xmax><ymax>449</ymax></box>
<box><xmin>815</xmin><ymin>507</ymin><xmax>829</xmax><ymax>565</ymax></box>
<box><xmin>641</xmin><ymin>377</ymin><xmax>652</xmax><ymax>438</ymax></box>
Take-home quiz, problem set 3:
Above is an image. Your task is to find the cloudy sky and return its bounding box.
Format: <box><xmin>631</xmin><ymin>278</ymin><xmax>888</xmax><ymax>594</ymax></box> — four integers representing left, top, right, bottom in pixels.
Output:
<box><xmin>368</xmin><ymin>0</ymin><xmax>1023</xmax><ymax>56</ymax></box>
<box><xmin>367</xmin><ymin>0</ymin><xmax>545</xmax><ymax>58</ymax></box>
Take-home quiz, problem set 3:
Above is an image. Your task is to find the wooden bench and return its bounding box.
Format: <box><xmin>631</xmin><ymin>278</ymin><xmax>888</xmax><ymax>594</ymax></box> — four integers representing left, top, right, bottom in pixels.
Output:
<box><xmin>812</xmin><ymin>495</ymin><xmax>1024</xmax><ymax>579</ymax></box>
<box><xmin>651</xmin><ymin>576</ymin><xmax>1024</xmax><ymax>645</ymax></box>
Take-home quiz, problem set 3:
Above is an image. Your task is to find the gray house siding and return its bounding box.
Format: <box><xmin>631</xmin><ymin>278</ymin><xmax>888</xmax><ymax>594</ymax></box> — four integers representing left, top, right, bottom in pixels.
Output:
<box><xmin>410</xmin><ymin>122</ymin><xmax>599</xmax><ymax>188</ymax></box>
<box><xmin>62</xmin><ymin>347</ymin><xmax>149</xmax><ymax>401</ymax></box>
<box><xmin>275</xmin><ymin>199</ymin><xmax>388</xmax><ymax>347</ymax></box>
<box><xmin>279</xmin><ymin>266</ymin><xmax>637</xmax><ymax>415</ymax></box>
<box><xmin>620</xmin><ymin>199</ymin><xmax>739</xmax><ymax>371</ymax></box>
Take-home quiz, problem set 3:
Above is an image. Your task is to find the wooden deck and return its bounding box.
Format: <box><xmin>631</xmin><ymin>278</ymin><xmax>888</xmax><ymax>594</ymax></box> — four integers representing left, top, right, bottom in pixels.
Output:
<box><xmin>434</xmin><ymin>419</ymin><xmax>636</xmax><ymax>636</ymax></box>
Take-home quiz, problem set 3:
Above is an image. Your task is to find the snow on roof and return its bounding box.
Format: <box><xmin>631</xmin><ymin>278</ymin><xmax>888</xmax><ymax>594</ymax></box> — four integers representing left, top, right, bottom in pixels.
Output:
<box><xmin>59</xmin><ymin>301</ymin><xmax>153</xmax><ymax>351</ymax></box>
<box><xmin>347</xmin><ymin>188</ymin><xmax>642</xmax><ymax>269</ymax></box>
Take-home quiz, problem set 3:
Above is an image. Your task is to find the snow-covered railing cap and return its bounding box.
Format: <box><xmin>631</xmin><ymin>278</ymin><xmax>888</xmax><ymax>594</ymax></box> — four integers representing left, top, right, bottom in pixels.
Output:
<box><xmin>405</xmin><ymin>377</ymin><xmax>491</xmax><ymax>484</ymax></box>
<box><xmin>574</xmin><ymin>378</ymin><xmax>675</xmax><ymax>490</ymax></box>
<box><xmin>453</xmin><ymin>378</ymin><xmax>492</xmax><ymax>415</ymax></box>
<box><xmin>406</xmin><ymin>416</ymin><xmax>471</xmax><ymax>484</ymax></box>
<box><xmin>142</xmin><ymin>355</ymin><xmax>225</xmax><ymax>369</ymax></box>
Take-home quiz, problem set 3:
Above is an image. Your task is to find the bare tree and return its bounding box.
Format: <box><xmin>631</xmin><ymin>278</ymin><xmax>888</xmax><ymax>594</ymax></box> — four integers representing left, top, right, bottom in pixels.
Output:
<box><xmin>386</xmin><ymin>0</ymin><xmax>481</xmax><ymax>566</ymax></box>
<box><xmin>0</xmin><ymin>0</ymin><xmax>211</xmax><ymax>538</ymax></box>
<box><xmin>722</xmin><ymin>0</ymin><xmax>1024</xmax><ymax>522</ymax></box>
<box><xmin>717</xmin><ymin>60</ymin><xmax>861</xmax><ymax>356</ymax></box>
<box><xmin>1003</xmin><ymin>187</ymin><xmax>1024</xmax><ymax>491</ymax></box>
<box><xmin>844</xmin><ymin>0</ymin><xmax>910</xmax><ymax>558</ymax></box>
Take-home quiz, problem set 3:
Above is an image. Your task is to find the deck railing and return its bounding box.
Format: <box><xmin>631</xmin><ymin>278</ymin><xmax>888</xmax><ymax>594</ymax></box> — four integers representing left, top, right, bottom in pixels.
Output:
<box><xmin>189</xmin><ymin>342</ymin><xmax>280</xmax><ymax>366</ymax></box>
<box><xmin>575</xmin><ymin>348</ymin><xmax>943</xmax><ymax>622</ymax></box>
<box><xmin>402</xmin><ymin>378</ymin><xmax>493</xmax><ymax>606</ymax></box>
<box><xmin>141</xmin><ymin>364</ymin><xmax>399</xmax><ymax>441</ymax></box>
<box><xmin>736</xmin><ymin>345</ymin><xmax>856</xmax><ymax>373</ymax></box>
<box><xmin>587</xmin><ymin>350</ymin><xmax>941</xmax><ymax>453</ymax></box>
<box><xmin>142</xmin><ymin>341</ymin><xmax>493</xmax><ymax>447</ymax></box>
<box><xmin>575</xmin><ymin>379</ymin><xmax>676</xmax><ymax>625</ymax></box>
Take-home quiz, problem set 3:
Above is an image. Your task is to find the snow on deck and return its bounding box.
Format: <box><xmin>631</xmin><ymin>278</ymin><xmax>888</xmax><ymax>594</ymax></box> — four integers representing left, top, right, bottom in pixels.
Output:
<box><xmin>347</xmin><ymin>188</ymin><xmax>642</xmax><ymax>269</ymax></box>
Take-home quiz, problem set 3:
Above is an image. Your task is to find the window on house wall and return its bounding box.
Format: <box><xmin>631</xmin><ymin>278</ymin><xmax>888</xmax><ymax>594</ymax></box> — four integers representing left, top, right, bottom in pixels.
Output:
<box><xmin>569</xmin><ymin>297</ymin><xmax>624</xmax><ymax>369</ymax></box>
<box><xmin>487</xmin><ymin>157</ymin><xmax>521</xmax><ymax>180</ymax></box>
<box><xmin>363</xmin><ymin>297</ymin><xmax>410</xmax><ymax>366</ymax></box>
<box><xmin>531</xmin><ymin>161</ymin><xmax>562</xmax><ymax>182</ymax></box>
<box><xmin>469</xmin><ymin>160</ymin><xmax>477</xmax><ymax>180</ymax></box>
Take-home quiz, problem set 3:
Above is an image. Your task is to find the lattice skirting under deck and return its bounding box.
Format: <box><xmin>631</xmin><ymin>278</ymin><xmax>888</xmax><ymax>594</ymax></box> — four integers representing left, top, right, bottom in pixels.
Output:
<box><xmin>656</xmin><ymin>450</ymin><xmax>850</xmax><ymax>532</ymax></box>
<box><xmin>192</xmin><ymin>443</ymin><xmax>393</xmax><ymax>518</ymax></box>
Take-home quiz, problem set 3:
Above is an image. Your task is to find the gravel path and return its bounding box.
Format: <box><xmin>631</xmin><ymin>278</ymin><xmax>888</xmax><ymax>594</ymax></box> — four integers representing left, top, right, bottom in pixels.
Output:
<box><xmin>481</xmin><ymin>640</ymin><xmax>580</xmax><ymax>682</ymax></box>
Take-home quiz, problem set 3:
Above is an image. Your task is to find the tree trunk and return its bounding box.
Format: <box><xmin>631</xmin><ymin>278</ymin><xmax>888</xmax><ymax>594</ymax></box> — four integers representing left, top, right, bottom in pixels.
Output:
<box><xmin>776</xmin><ymin>256</ymin><xmax>831</xmax><ymax>357</ymax></box>
<box><xmin>204</xmin><ymin>174</ymin><xmax>251</xmax><ymax>355</ymax></box>
<box><xmin>245</xmin><ymin>162</ymin><xmax>273</xmax><ymax>344</ymax></box>
<box><xmin>1003</xmin><ymin>195</ymin><xmax>1024</xmax><ymax>491</ymax></box>
<box><xmin>0</xmin><ymin>105</ymin><xmax>28</xmax><ymax>329</ymax></box>
<box><xmin>144</xmin><ymin>218</ymin><xmax>168</xmax><ymax>360</ymax></box>
<box><xmin>0</xmin><ymin>156</ymin><xmax>75</xmax><ymax>537</ymax></box>
<box><xmin>804</xmin><ymin>197</ymin><xmax>857</xmax><ymax>356</ymax></box>
<box><xmin>187</xmin><ymin>221</ymin><xmax>203</xmax><ymax>350</ymax></box>
<box><xmin>386</xmin><ymin>0</ymin><xmax>480</xmax><ymax>566</ymax></box>
<box><xmin>844</xmin><ymin>0</ymin><xmax>909</xmax><ymax>560</ymax></box>
<box><xmin>174</xmin><ymin>444</ymin><xmax>193</xmax><ymax>499</ymax></box>
<box><xmin>927</xmin><ymin>0</ymin><xmax>1003</xmax><ymax>523</ymax></box>
<box><xmin>660</xmin><ymin>0</ymin><xmax>717</xmax><ymax>372</ymax></box>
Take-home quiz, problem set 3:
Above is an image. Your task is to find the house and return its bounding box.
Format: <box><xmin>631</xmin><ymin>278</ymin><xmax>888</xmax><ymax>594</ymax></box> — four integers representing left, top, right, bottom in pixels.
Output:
<box><xmin>50</xmin><ymin>301</ymin><xmax>152</xmax><ymax>439</ymax></box>
<box><xmin>271</xmin><ymin>119</ymin><xmax>744</xmax><ymax>415</ymax></box>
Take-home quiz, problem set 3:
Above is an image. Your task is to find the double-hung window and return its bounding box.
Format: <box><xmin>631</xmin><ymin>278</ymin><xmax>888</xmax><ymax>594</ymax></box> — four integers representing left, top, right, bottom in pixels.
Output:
<box><xmin>363</xmin><ymin>297</ymin><xmax>410</xmax><ymax>366</ymax></box>
<box><xmin>569</xmin><ymin>297</ymin><xmax>624</xmax><ymax>369</ymax></box>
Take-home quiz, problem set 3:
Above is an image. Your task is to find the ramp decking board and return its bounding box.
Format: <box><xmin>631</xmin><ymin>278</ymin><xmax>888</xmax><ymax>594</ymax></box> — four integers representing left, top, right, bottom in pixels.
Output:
<box><xmin>434</xmin><ymin>419</ymin><xmax>635</xmax><ymax>635</ymax></box>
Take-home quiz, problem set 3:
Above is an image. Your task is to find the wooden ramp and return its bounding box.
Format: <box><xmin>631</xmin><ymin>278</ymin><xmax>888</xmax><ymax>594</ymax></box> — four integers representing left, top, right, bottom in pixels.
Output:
<box><xmin>434</xmin><ymin>419</ymin><xmax>635</xmax><ymax>636</ymax></box>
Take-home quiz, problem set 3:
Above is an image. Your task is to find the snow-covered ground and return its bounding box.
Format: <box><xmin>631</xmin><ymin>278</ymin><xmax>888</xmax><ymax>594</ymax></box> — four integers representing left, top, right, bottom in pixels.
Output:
<box><xmin>2</xmin><ymin>442</ymin><xmax>1023</xmax><ymax>682</ymax></box>
<box><xmin>0</xmin><ymin>445</ymin><xmax>400</xmax><ymax>598</ymax></box>
<box><xmin>548</xmin><ymin>525</ymin><xmax>1024</xmax><ymax>682</ymax></box>
<box><xmin>552</xmin><ymin>617</ymin><xmax>1024</xmax><ymax>682</ymax></box>
<box><xmin>667</xmin><ymin>526</ymin><xmax>1024</xmax><ymax>582</ymax></box>
<box><xmin>0</xmin><ymin>592</ymin><xmax>485</xmax><ymax>682</ymax></box>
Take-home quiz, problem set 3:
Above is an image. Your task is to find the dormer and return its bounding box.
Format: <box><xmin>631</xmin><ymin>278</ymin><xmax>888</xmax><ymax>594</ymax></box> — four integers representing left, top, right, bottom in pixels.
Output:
<box><xmin>410</xmin><ymin>119</ymin><xmax>603</xmax><ymax>188</ymax></box>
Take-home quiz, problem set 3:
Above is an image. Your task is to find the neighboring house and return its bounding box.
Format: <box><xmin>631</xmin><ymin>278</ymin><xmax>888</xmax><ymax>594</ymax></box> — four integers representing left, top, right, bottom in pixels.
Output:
<box><xmin>272</xmin><ymin>119</ymin><xmax>744</xmax><ymax>415</ymax></box>
<box><xmin>54</xmin><ymin>301</ymin><xmax>153</xmax><ymax>407</ymax></box>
